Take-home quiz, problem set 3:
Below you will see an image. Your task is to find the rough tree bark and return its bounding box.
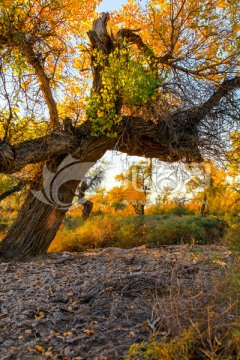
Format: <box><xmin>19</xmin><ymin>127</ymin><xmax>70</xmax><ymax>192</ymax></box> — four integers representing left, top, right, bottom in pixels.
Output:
<box><xmin>0</xmin><ymin>13</ymin><xmax>239</xmax><ymax>260</ymax></box>
<box><xmin>0</xmin><ymin>183</ymin><xmax>76</xmax><ymax>258</ymax></box>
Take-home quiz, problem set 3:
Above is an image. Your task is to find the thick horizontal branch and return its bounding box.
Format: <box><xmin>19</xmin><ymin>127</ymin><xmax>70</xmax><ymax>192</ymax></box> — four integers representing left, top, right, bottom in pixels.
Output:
<box><xmin>0</xmin><ymin>132</ymin><xmax>76</xmax><ymax>174</ymax></box>
<box><xmin>0</xmin><ymin>75</ymin><xmax>239</xmax><ymax>175</ymax></box>
<box><xmin>0</xmin><ymin>113</ymin><xmax>201</xmax><ymax>175</ymax></box>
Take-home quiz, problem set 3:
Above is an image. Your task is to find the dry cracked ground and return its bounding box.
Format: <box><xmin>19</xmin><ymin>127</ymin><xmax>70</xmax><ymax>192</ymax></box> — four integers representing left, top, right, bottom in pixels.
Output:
<box><xmin>0</xmin><ymin>245</ymin><xmax>236</xmax><ymax>360</ymax></box>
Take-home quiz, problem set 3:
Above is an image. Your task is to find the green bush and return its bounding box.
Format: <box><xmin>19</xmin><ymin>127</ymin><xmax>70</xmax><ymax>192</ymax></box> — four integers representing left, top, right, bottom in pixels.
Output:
<box><xmin>49</xmin><ymin>214</ymin><xmax>228</xmax><ymax>252</ymax></box>
<box><xmin>224</xmin><ymin>225</ymin><xmax>240</xmax><ymax>252</ymax></box>
<box><xmin>125</xmin><ymin>324</ymin><xmax>240</xmax><ymax>360</ymax></box>
<box><xmin>0</xmin><ymin>222</ymin><xmax>8</xmax><ymax>231</ymax></box>
<box><xmin>143</xmin><ymin>216</ymin><xmax>228</xmax><ymax>246</ymax></box>
<box><xmin>166</xmin><ymin>206</ymin><xmax>194</xmax><ymax>217</ymax></box>
<box><xmin>63</xmin><ymin>215</ymin><xmax>85</xmax><ymax>231</ymax></box>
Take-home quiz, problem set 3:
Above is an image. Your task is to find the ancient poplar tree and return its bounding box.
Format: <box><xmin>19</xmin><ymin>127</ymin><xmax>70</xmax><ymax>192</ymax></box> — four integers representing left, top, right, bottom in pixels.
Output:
<box><xmin>0</xmin><ymin>0</ymin><xmax>239</xmax><ymax>259</ymax></box>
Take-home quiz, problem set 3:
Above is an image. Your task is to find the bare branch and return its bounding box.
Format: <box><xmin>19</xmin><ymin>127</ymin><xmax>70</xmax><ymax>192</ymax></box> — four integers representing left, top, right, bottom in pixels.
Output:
<box><xmin>21</xmin><ymin>43</ymin><xmax>60</xmax><ymax>128</ymax></box>
<box><xmin>199</xmin><ymin>76</ymin><xmax>240</xmax><ymax>116</ymax></box>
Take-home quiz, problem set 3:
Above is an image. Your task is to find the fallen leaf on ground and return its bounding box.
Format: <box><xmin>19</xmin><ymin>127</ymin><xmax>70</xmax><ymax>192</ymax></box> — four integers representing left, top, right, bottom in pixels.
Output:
<box><xmin>83</xmin><ymin>329</ymin><xmax>95</xmax><ymax>335</ymax></box>
<box><xmin>35</xmin><ymin>344</ymin><xmax>45</xmax><ymax>353</ymax></box>
<box><xmin>63</xmin><ymin>332</ymin><xmax>73</xmax><ymax>336</ymax></box>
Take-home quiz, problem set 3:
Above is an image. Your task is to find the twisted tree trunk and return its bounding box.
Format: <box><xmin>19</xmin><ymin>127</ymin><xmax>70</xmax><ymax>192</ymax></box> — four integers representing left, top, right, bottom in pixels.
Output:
<box><xmin>0</xmin><ymin>184</ymin><xmax>76</xmax><ymax>259</ymax></box>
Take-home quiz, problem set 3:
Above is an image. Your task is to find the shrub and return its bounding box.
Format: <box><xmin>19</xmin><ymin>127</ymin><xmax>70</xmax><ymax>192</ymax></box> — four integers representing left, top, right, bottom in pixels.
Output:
<box><xmin>147</xmin><ymin>216</ymin><xmax>228</xmax><ymax>246</ymax></box>
<box><xmin>224</xmin><ymin>225</ymin><xmax>240</xmax><ymax>252</ymax></box>
<box><xmin>49</xmin><ymin>214</ymin><xmax>228</xmax><ymax>252</ymax></box>
<box><xmin>49</xmin><ymin>215</ymin><xmax>121</xmax><ymax>252</ymax></box>
<box><xmin>126</xmin><ymin>324</ymin><xmax>240</xmax><ymax>360</ymax></box>
<box><xmin>125</xmin><ymin>330</ymin><xmax>194</xmax><ymax>360</ymax></box>
<box><xmin>126</xmin><ymin>257</ymin><xmax>240</xmax><ymax>360</ymax></box>
<box><xmin>0</xmin><ymin>222</ymin><xmax>8</xmax><ymax>231</ymax></box>
<box><xmin>62</xmin><ymin>215</ymin><xmax>85</xmax><ymax>231</ymax></box>
<box><xmin>166</xmin><ymin>206</ymin><xmax>194</xmax><ymax>217</ymax></box>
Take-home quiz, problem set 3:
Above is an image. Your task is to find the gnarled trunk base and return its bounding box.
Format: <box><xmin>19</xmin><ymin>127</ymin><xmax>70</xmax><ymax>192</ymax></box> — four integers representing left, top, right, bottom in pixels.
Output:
<box><xmin>0</xmin><ymin>180</ymin><xmax>78</xmax><ymax>260</ymax></box>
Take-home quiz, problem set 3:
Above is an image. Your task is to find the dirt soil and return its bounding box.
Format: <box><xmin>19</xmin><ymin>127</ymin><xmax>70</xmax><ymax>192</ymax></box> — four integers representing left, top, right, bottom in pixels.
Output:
<box><xmin>0</xmin><ymin>245</ymin><xmax>235</xmax><ymax>360</ymax></box>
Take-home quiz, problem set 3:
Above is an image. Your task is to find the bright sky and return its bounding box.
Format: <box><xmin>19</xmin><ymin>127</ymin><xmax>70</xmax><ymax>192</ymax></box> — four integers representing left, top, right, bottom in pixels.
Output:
<box><xmin>97</xmin><ymin>0</ymin><xmax>128</xmax><ymax>12</ymax></box>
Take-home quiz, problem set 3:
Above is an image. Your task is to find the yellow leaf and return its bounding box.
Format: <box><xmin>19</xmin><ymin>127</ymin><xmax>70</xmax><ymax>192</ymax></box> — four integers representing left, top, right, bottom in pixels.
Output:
<box><xmin>63</xmin><ymin>331</ymin><xmax>73</xmax><ymax>337</ymax></box>
<box><xmin>34</xmin><ymin>311</ymin><xmax>44</xmax><ymax>320</ymax></box>
<box><xmin>35</xmin><ymin>345</ymin><xmax>45</xmax><ymax>353</ymax></box>
<box><xmin>2</xmin><ymin>0</ymin><xmax>12</xmax><ymax>6</ymax></box>
<box><xmin>97</xmin><ymin>110</ymin><xmax>104</xmax><ymax>118</ymax></box>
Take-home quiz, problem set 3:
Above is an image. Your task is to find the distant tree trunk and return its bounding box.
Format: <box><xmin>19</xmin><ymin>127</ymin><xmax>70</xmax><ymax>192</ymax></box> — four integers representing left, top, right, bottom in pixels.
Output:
<box><xmin>133</xmin><ymin>203</ymin><xmax>145</xmax><ymax>216</ymax></box>
<box><xmin>200</xmin><ymin>192</ymin><xmax>208</xmax><ymax>217</ymax></box>
<box><xmin>82</xmin><ymin>200</ymin><xmax>94</xmax><ymax>220</ymax></box>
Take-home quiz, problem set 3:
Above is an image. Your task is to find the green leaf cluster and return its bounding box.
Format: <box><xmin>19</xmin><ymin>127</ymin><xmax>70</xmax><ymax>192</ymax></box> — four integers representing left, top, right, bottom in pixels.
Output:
<box><xmin>86</xmin><ymin>46</ymin><xmax>164</xmax><ymax>137</ymax></box>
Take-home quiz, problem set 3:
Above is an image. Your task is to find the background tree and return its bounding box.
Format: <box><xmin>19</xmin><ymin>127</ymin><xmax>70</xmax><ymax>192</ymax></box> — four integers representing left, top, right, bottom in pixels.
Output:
<box><xmin>115</xmin><ymin>160</ymin><xmax>153</xmax><ymax>215</ymax></box>
<box><xmin>0</xmin><ymin>0</ymin><xmax>239</xmax><ymax>259</ymax></box>
<box><xmin>102</xmin><ymin>187</ymin><xmax>128</xmax><ymax>213</ymax></box>
<box><xmin>77</xmin><ymin>165</ymin><xmax>105</xmax><ymax>220</ymax></box>
<box><xmin>186</xmin><ymin>155</ymin><xmax>240</xmax><ymax>220</ymax></box>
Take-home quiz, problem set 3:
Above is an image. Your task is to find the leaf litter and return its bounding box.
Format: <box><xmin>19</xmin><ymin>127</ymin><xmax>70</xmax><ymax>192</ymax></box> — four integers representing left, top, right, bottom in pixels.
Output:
<box><xmin>0</xmin><ymin>245</ymin><xmax>235</xmax><ymax>359</ymax></box>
